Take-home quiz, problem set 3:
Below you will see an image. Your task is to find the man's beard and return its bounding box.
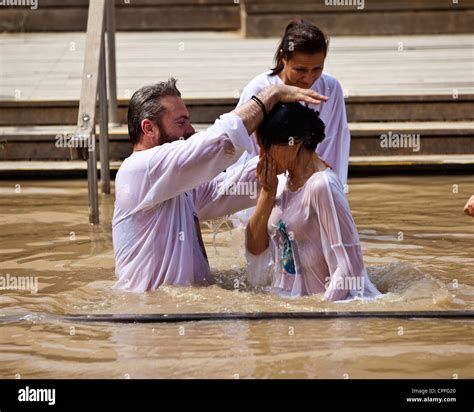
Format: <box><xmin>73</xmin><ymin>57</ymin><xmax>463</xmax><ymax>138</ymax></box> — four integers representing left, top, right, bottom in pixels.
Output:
<box><xmin>157</xmin><ymin>123</ymin><xmax>194</xmax><ymax>145</ymax></box>
<box><xmin>157</xmin><ymin>123</ymin><xmax>175</xmax><ymax>145</ymax></box>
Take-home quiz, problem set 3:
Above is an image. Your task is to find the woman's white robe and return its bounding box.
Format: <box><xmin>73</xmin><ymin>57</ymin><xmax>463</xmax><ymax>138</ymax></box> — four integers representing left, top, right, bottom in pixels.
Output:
<box><xmin>246</xmin><ymin>168</ymin><xmax>381</xmax><ymax>301</ymax></box>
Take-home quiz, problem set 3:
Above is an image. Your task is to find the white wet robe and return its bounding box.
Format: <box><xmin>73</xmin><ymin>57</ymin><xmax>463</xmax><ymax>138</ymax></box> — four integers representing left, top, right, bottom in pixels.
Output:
<box><xmin>246</xmin><ymin>168</ymin><xmax>381</xmax><ymax>301</ymax></box>
<box><xmin>112</xmin><ymin>113</ymin><xmax>259</xmax><ymax>292</ymax></box>
<box><xmin>235</xmin><ymin>71</ymin><xmax>350</xmax><ymax>186</ymax></box>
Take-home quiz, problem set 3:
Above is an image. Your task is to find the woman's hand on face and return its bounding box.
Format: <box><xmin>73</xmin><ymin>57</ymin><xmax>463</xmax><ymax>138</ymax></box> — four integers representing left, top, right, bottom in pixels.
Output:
<box><xmin>257</xmin><ymin>154</ymin><xmax>278</xmax><ymax>195</ymax></box>
<box><xmin>276</xmin><ymin>84</ymin><xmax>328</xmax><ymax>105</ymax></box>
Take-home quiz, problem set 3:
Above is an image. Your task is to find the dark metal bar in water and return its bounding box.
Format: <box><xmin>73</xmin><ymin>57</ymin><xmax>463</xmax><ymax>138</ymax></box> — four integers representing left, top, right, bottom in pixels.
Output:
<box><xmin>0</xmin><ymin>310</ymin><xmax>474</xmax><ymax>324</ymax></box>
<box><xmin>0</xmin><ymin>311</ymin><xmax>472</xmax><ymax>325</ymax></box>
<box><xmin>62</xmin><ymin>310</ymin><xmax>474</xmax><ymax>323</ymax></box>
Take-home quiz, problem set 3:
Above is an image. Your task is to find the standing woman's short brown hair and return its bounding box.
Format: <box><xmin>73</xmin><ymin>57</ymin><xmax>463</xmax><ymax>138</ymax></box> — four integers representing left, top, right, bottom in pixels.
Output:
<box><xmin>271</xmin><ymin>20</ymin><xmax>328</xmax><ymax>76</ymax></box>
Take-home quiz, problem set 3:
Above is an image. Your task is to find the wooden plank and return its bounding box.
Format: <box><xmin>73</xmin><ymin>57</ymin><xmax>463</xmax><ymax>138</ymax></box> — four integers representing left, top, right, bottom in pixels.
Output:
<box><xmin>350</xmin><ymin>137</ymin><xmax>474</xmax><ymax>156</ymax></box>
<box><xmin>2</xmin><ymin>121</ymin><xmax>473</xmax><ymax>141</ymax></box>
<box><xmin>4</xmin><ymin>138</ymin><xmax>473</xmax><ymax>160</ymax></box>
<box><xmin>75</xmin><ymin>0</ymin><xmax>107</xmax><ymax>224</ymax></box>
<box><xmin>1</xmin><ymin>156</ymin><xmax>473</xmax><ymax>172</ymax></box>
<box><xmin>1</xmin><ymin>33</ymin><xmax>472</xmax><ymax>101</ymax></box>
<box><xmin>115</xmin><ymin>6</ymin><xmax>239</xmax><ymax>31</ymax></box>
<box><xmin>244</xmin><ymin>0</ymin><xmax>474</xmax><ymax>13</ymax></box>
<box><xmin>1</xmin><ymin>121</ymin><xmax>472</xmax><ymax>161</ymax></box>
<box><xmin>0</xmin><ymin>3</ymin><xmax>240</xmax><ymax>32</ymax></box>
<box><xmin>2</xmin><ymin>98</ymin><xmax>474</xmax><ymax>126</ymax></box>
<box><xmin>35</xmin><ymin>0</ymin><xmax>236</xmax><ymax>6</ymax></box>
<box><xmin>76</xmin><ymin>2</ymin><xmax>105</xmax><ymax>137</ymax></box>
<box><xmin>0</xmin><ymin>9</ymin><xmax>89</xmax><ymax>32</ymax></box>
<box><xmin>244</xmin><ymin>10</ymin><xmax>474</xmax><ymax>37</ymax></box>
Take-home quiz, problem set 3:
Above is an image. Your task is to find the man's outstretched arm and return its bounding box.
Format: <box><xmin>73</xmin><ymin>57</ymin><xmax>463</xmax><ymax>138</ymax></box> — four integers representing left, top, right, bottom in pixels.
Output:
<box><xmin>140</xmin><ymin>85</ymin><xmax>328</xmax><ymax>209</ymax></box>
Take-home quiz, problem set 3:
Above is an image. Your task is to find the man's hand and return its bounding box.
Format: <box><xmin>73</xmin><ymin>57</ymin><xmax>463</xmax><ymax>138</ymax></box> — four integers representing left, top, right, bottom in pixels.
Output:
<box><xmin>257</xmin><ymin>154</ymin><xmax>278</xmax><ymax>195</ymax></box>
<box><xmin>464</xmin><ymin>195</ymin><xmax>474</xmax><ymax>217</ymax></box>
<box><xmin>233</xmin><ymin>84</ymin><xmax>328</xmax><ymax>136</ymax></box>
<box><xmin>276</xmin><ymin>84</ymin><xmax>328</xmax><ymax>106</ymax></box>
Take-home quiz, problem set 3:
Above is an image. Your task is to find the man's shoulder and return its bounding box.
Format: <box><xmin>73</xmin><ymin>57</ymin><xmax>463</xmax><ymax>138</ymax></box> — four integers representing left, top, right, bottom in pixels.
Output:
<box><xmin>116</xmin><ymin>148</ymin><xmax>155</xmax><ymax>177</ymax></box>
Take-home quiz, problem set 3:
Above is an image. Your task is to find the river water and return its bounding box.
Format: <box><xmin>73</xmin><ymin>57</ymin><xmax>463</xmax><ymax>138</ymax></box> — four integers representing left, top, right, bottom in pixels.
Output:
<box><xmin>0</xmin><ymin>175</ymin><xmax>473</xmax><ymax>378</ymax></box>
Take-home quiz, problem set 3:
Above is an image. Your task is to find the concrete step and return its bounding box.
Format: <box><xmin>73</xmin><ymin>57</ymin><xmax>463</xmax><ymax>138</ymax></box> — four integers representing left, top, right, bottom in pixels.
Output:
<box><xmin>1</xmin><ymin>94</ymin><xmax>473</xmax><ymax>127</ymax></box>
<box><xmin>1</xmin><ymin>155</ymin><xmax>473</xmax><ymax>179</ymax></box>
<box><xmin>0</xmin><ymin>122</ymin><xmax>473</xmax><ymax>161</ymax></box>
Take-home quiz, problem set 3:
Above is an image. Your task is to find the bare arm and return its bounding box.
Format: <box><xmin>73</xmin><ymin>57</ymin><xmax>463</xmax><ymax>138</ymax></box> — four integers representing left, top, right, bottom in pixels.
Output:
<box><xmin>246</xmin><ymin>155</ymin><xmax>278</xmax><ymax>255</ymax></box>
<box><xmin>233</xmin><ymin>85</ymin><xmax>328</xmax><ymax>136</ymax></box>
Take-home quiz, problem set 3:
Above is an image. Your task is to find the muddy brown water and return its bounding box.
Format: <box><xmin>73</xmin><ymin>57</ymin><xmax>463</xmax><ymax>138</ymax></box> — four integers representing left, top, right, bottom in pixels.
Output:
<box><xmin>0</xmin><ymin>175</ymin><xmax>473</xmax><ymax>378</ymax></box>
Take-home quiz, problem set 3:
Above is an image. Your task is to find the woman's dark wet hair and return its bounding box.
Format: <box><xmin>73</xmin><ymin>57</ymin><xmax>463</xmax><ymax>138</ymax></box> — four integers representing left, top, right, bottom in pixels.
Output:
<box><xmin>271</xmin><ymin>20</ymin><xmax>328</xmax><ymax>76</ymax></box>
<box><xmin>257</xmin><ymin>103</ymin><xmax>325</xmax><ymax>152</ymax></box>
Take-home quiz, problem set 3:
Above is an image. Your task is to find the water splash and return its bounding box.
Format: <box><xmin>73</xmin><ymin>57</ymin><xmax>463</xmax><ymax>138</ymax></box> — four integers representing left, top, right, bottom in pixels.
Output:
<box><xmin>203</xmin><ymin>216</ymin><xmax>234</xmax><ymax>254</ymax></box>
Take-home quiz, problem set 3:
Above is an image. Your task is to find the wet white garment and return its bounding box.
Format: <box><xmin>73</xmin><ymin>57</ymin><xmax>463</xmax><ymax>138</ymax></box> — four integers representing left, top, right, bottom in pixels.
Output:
<box><xmin>112</xmin><ymin>113</ymin><xmax>259</xmax><ymax>292</ymax></box>
<box><xmin>235</xmin><ymin>71</ymin><xmax>350</xmax><ymax>185</ymax></box>
<box><xmin>246</xmin><ymin>168</ymin><xmax>381</xmax><ymax>301</ymax></box>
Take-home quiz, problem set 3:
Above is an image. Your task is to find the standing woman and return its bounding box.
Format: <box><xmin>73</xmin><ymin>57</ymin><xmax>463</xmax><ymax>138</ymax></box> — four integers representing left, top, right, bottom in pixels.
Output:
<box><xmin>236</xmin><ymin>20</ymin><xmax>350</xmax><ymax>186</ymax></box>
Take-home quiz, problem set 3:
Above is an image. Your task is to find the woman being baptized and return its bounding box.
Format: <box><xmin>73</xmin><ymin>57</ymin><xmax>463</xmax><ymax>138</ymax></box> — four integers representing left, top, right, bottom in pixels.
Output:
<box><xmin>246</xmin><ymin>102</ymin><xmax>381</xmax><ymax>301</ymax></box>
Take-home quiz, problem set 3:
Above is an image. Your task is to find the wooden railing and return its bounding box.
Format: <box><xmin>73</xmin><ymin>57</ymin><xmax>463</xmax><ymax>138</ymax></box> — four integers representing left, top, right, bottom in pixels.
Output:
<box><xmin>75</xmin><ymin>0</ymin><xmax>118</xmax><ymax>224</ymax></box>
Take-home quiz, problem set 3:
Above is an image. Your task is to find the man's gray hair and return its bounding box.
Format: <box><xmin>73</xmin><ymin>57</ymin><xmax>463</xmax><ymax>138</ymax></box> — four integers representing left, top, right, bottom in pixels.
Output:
<box><xmin>127</xmin><ymin>78</ymin><xmax>181</xmax><ymax>145</ymax></box>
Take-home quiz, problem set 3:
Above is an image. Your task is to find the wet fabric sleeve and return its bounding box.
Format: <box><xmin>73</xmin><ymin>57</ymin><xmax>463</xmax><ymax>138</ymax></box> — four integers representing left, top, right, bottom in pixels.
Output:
<box><xmin>310</xmin><ymin>173</ymin><xmax>366</xmax><ymax>301</ymax></box>
<box><xmin>138</xmin><ymin>113</ymin><xmax>253</xmax><ymax>211</ymax></box>
<box><xmin>192</xmin><ymin>156</ymin><xmax>260</xmax><ymax>221</ymax></box>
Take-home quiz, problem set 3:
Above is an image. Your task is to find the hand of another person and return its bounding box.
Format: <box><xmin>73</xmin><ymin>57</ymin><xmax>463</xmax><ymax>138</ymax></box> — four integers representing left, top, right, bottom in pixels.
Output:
<box><xmin>464</xmin><ymin>195</ymin><xmax>474</xmax><ymax>217</ymax></box>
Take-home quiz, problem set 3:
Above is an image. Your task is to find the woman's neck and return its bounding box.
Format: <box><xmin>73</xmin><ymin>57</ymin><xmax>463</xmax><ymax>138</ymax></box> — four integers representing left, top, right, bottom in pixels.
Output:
<box><xmin>287</xmin><ymin>151</ymin><xmax>327</xmax><ymax>192</ymax></box>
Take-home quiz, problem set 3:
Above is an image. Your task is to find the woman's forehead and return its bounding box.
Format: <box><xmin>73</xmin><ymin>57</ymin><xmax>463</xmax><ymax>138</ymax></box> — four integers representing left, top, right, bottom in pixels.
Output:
<box><xmin>288</xmin><ymin>52</ymin><xmax>325</xmax><ymax>67</ymax></box>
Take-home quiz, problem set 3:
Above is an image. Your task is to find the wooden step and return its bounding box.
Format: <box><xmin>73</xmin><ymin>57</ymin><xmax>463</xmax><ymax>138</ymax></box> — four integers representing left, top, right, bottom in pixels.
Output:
<box><xmin>1</xmin><ymin>154</ymin><xmax>473</xmax><ymax>179</ymax></box>
<box><xmin>0</xmin><ymin>124</ymin><xmax>208</xmax><ymax>161</ymax></box>
<box><xmin>0</xmin><ymin>0</ymin><xmax>240</xmax><ymax>32</ymax></box>
<box><xmin>349</xmin><ymin>121</ymin><xmax>474</xmax><ymax>157</ymax></box>
<box><xmin>2</xmin><ymin>0</ymin><xmax>474</xmax><ymax>36</ymax></box>
<box><xmin>242</xmin><ymin>0</ymin><xmax>474</xmax><ymax>37</ymax></box>
<box><xmin>0</xmin><ymin>122</ymin><xmax>472</xmax><ymax>161</ymax></box>
<box><xmin>2</xmin><ymin>32</ymin><xmax>472</xmax><ymax>124</ymax></box>
<box><xmin>349</xmin><ymin>154</ymin><xmax>474</xmax><ymax>175</ymax></box>
<box><xmin>0</xmin><ymin>98</ymin><xmax>236</xmax><ymax>127</ymax></box>
<box><xmin>1</xmin><ymin>94</ymin><xmax>472</xmax><ymax>127</ymax></box>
